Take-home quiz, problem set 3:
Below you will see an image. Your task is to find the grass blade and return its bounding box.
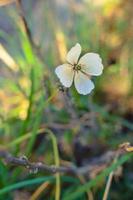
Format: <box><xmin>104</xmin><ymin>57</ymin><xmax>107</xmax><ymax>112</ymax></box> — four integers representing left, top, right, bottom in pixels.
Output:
<box><xmin>63</xmin><ymin>154</ymin><xmax>133</xmax><ymax>200</ymax></box>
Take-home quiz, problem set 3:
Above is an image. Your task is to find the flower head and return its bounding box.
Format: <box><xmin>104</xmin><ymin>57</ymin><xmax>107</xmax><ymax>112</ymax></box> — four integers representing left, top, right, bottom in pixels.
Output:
<box><xmin>55</xmin><ymin>43</ymin><xmax>103</xmax><ymax>95</ymax></box>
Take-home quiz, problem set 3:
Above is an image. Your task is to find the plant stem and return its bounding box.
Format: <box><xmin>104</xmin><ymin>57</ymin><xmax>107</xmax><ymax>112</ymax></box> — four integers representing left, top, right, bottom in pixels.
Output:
<box><xmin>102</xmin><ymin>151</ymin><xmax>120</xmax><ymax>200</ymax></box>
<box><xmin>102</xmin><ymin>171</ymin><xmax>114</xmax><ymax>200</ymax></box>
<box><xmin>19</xmin><ymin>67</ymin><xmax>35</xmax><ymax>137</ymax></box>
<box><xmin>49</xmin><ymin>130</ymin><xmax>61</xmax><ymax>200</ymax></box>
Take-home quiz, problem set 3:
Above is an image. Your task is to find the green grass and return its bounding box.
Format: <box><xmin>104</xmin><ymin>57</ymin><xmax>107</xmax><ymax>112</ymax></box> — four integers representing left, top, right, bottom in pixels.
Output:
<box><xmin>0</xmin><ymin>0</ymin><xmax>133</xmax><ymax>199</ymax></box>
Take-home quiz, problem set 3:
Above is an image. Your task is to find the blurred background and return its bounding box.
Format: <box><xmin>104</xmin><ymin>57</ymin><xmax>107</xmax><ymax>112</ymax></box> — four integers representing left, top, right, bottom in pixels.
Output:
<box><xmin>0</xmin><ymin>0</ymin><xmax>133</xmax><ymax>199</ymax></box>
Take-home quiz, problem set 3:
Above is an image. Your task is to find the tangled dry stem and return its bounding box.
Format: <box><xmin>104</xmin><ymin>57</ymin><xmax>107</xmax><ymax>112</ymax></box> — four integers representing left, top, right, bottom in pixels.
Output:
<box><xmin>0</xmin><ymin>147</ymin><xmax>127</xmax><ymax>176</ymax></box>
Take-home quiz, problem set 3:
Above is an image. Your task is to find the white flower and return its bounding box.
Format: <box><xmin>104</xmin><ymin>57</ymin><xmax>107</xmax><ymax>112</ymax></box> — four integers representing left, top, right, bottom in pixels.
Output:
<box><xmin>55</xmin><ymin>43</ymin><xmax>103</xmax><ymax>95</ymax></box>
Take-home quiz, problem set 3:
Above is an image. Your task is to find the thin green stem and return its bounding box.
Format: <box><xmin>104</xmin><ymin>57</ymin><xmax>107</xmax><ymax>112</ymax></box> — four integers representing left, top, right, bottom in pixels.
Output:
<box><xmin>14</xmin><ymin>67</ymin><xmax>35</xmax><ymax>153</ymax></box>
<box><xmin>48</xmin><ymin>130</ymin><xmax>61</xmax><ymax>200</ymax></box>
<box><xmin>64</xmin><ymin>154</ymin><xmax>133</xmax><ymax>200</ymax></box>
<box><xmin>26</xmin><ymin>89</ymin><xmax>58</xmax><ymax>155</ymax></box>
<box><xmin>20</xmin><ymin>68</ymin><xmax>35</xmax><ymax>136</ymax></box>
<box><xmin>25</xmin><ymin>95</ymin><xmax>45</xmax><ymax>156</ymax></box>
<box><xmin>2</xmin><ymin>128</ymin><xmax>61</xmax><ymax>200</ymax></box>
<box><xmin>19</xmin><ymin>67</ymin><xmax>35</xmax><ymax>136</ymax></box>
<box><xmin>1</xmin><ymin>90</ymin><xmax>58</xmax><ymax>150</ymax></box>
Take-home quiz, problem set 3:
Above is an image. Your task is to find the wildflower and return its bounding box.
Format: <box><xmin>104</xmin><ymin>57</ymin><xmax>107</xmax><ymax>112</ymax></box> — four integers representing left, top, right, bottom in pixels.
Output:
<box><xmin>55</xmin><ymin>43</ymin><xmax>103</xmax><ymax>95</ymax></box>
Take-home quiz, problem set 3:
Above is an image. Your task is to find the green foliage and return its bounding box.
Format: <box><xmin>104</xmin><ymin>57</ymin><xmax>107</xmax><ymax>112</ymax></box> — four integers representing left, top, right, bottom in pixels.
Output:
<box><xmin>0</xmin><ymin>0</ymin><xmax>133</xmax><ymax>199</ymax></box>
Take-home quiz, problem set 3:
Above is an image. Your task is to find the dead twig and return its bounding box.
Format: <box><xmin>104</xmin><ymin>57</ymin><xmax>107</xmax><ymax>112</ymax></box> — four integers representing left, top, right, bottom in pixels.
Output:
<box><xmin>0</xmin><ymin>145</ymin><xmax>129</xmax><ymax>176</ymax></box>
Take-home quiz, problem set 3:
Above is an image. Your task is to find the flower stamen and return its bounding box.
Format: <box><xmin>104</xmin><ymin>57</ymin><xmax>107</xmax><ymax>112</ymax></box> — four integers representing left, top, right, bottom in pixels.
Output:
<box><xmin>73</xmin><ymin>64</ymin><xmax>81</xmax><ymax>71</ymax></box>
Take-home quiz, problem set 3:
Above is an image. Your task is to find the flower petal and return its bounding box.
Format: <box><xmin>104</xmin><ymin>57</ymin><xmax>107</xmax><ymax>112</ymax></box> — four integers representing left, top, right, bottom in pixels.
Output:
<box><xmin>55</xmin><ymin>64</ymin><xmax>74</xmax><ymax>87</ymax></box>
<box><xmin>74</xmin><ymin>71</ymin><xmax>94</xmax><ymax>95</ymax></box>
<box><xmin>79</xmin><ymin>53</ymin><xmax>103</xmax><ymax>76</ymax></box>
<box><xmin>66</xmin><ymin>43</ymin><xmax>81</xmax><ymax>65</ymax></box>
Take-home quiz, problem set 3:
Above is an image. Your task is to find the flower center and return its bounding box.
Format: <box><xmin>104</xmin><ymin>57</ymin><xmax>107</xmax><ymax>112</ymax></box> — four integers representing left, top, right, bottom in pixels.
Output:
<box><xmin>73</xmin><ymin>64</ymin><xmax>81</xmax><ymax>71</ymax></box>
